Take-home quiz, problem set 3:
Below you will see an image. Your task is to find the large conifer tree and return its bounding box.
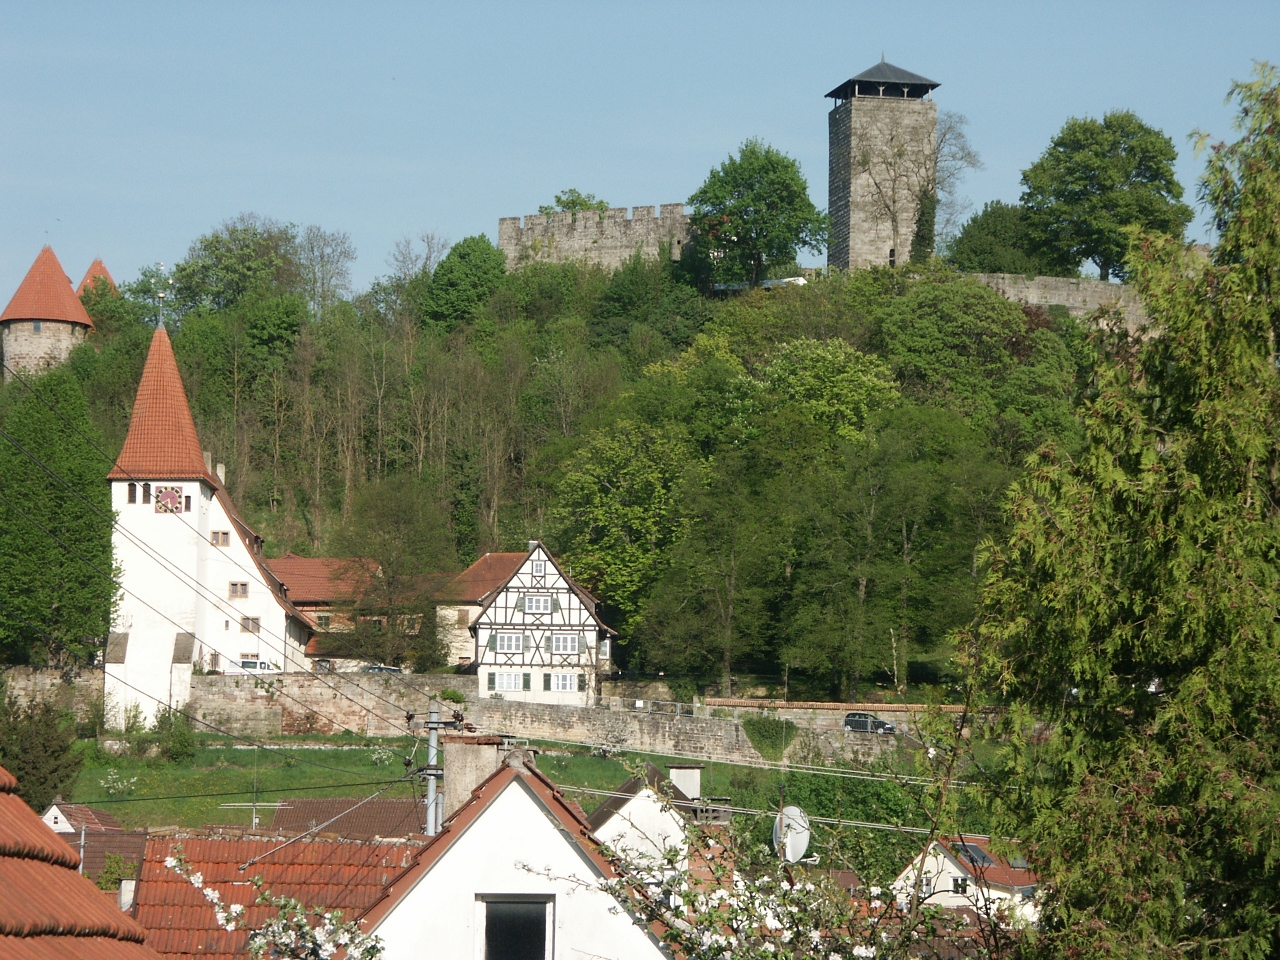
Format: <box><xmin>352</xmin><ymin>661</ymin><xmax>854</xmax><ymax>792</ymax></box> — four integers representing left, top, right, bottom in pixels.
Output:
<box><xmin>971</xmin><ymin>65</ymin><xmax>1280</xmax><ymax>957</ymax></box>
<box><xmin>0</xmin><ymin>368</ymin><xmax>115</xmax><ymax>665</ymax></box>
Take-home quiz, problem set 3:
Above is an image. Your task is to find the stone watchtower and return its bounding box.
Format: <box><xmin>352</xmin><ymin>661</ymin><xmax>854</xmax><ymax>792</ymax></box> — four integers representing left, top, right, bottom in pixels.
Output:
<box><xmin>0</xmin><ymin>246</ymin><xmax>95</xmax><ymax>383</ymax></box>
<box><xmin>826</xmin><ymin>60</ymin><xmax>939</xmax><ymax>270</ymax></box>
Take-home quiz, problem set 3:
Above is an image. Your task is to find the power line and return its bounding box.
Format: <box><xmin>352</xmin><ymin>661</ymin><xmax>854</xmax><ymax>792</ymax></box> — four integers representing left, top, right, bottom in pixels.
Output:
<box><xmin>554</xmin><ymin>783</ymin><xmax>946</xmax><ymax>837</ymax></box>
<box><xmin>525</xmin><ymin>735</ymin><xmax>969</xmax><ymax>788</ymax></box>
<box><xmin>0</xmin><ymin>418</ymin><xmax>415</xmax><ymax>736</ymax></box>
<box><xmin>77</xmin><ymin>777</ymin><xmax>410</xmax><ymax>805</ymax></box>
<box><xmin>0</xmin><ymin>474</ymin><xmax>402</xmax><ymax>748</ymax></box>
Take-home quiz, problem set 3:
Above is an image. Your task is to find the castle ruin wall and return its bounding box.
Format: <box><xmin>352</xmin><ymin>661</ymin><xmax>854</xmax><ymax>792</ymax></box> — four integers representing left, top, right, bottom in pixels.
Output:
<box><xmin>498</xmin><ymin>204</ymin><xmax>690</xmax><ymax>271</ymax></box>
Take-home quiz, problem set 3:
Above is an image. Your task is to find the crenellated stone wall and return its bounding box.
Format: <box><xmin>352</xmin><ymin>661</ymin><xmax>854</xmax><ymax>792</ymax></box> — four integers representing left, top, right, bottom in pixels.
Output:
<box><xmin>971</xmin><ymin>272</ymin><xmax>1145</xmax><ymax>327</ymax></box>
<box><xmin>498</xmin><ymin>205</ymin><xmax>690</xmax><ymax>270</ymax></box>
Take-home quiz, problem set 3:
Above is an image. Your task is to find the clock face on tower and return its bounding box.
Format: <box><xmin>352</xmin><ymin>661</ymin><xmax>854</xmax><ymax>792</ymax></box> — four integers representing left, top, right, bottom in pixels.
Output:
<box><xmin>155</xmin><ymin>485</ymin><xmax>183</xmax><ymax>514</ymax></box>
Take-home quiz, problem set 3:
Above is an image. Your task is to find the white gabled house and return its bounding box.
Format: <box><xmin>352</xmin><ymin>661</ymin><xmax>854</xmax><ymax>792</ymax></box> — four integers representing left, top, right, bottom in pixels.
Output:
<box><xmin>438</xmin><ymin>541</ymin><xmax>616</xmax><ymax>705</ymax></box>
<box><xmin>359</xmin><ymin>750</ymin><xmax>669</xmax><ymax>960</ymax></box>
<box><xmin>105</xmin><ymin>328</ymin><xmax>311</xmax><ymax>726</ymax></box>
<box><xmin>584</xmin><ymin>763</ymin><xmax>696</xmax><ymax>866</ymax></box>
<box><xmin>892</xmin><ymin>836</ymin><xmax>1039</xmax><ymax>925</ymax></box>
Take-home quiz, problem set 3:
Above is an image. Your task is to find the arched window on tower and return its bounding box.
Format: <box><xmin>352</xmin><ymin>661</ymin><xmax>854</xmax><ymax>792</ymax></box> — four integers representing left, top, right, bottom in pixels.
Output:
<box><xmin>127</xmin><ymin>482</ymin><xmax>136</xmax><ymax>504</ymax></box>
<box><xmin>142</xmin><ymin>483</ymin><xmax>151</xmax><ymax>505</ymax></box>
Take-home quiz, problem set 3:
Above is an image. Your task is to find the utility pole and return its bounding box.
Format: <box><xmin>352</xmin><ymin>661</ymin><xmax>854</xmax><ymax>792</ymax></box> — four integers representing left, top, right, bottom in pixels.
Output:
<box><xmin>409</xmin><ymin>699</ymin><xmax>471</xmax><ymax>836</ymax></box>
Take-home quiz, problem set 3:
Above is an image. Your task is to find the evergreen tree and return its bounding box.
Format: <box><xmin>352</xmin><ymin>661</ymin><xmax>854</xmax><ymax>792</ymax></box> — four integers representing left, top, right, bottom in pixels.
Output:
<box><xmin>0</xmin><ymin>695</ymin><xmax>81</xmax><ymax>812</ymax></box>
<box><xmin>970</xmin><ymin>65</ymin><xmax>1280</xmax><ymax>958</ymax></box>
<box><xmin>0</xmin><ymin>369</ymin><xmax>115</xmax><ymax>665</ymax></box>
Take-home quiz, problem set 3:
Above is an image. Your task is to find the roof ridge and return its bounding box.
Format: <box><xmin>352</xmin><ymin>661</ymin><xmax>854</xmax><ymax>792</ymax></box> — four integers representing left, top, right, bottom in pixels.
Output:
<box><xmin>0</xmin><ymin>246</ymin><xmax>95</xmax><ymax>329</ymax></box>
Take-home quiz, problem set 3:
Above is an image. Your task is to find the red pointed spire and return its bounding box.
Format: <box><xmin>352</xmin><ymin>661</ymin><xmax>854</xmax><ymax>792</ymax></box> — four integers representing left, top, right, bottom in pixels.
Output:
<box><xmin>0</xmin><ymin>246</ymin><xmax>94</xmax><ymax>329</ymax></box>
<box><xmin>76</xmin><ymin>258</ymin><xmax>117</xmax><ymax>296</ymax></box>
<box><xmin>108</xmin><ymin>327</ymin><xmax>216</xmax><ymax>483</ymax></box>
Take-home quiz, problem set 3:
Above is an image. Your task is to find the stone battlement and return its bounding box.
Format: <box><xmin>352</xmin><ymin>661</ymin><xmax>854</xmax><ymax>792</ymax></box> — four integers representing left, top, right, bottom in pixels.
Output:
<box><xmin>498</xmin><ymin>204</ymin><xmax>691</xmax><ymax>271</ymax></box>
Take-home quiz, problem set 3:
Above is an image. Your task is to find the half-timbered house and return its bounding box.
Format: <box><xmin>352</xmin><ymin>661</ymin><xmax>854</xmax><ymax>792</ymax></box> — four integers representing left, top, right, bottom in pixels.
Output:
<box><xmin>444</xmin><ymin>541</ymin><xmax>615</xmax><ymax>705</ymax></box>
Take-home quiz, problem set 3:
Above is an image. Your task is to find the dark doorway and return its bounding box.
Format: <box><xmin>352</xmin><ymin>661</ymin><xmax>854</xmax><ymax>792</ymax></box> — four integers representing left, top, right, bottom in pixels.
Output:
<box><xmin>485</xmin><ymin>900</ymin><xmax>546</xmax><ymax>960</ymax></box>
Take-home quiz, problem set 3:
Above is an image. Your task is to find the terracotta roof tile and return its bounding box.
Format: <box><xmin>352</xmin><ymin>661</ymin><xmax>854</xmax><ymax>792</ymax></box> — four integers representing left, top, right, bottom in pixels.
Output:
<box><xmin>0</xmin><ymin>246</ymin><xmax>94</xmax><ymax>329</ymax></box>
<box><xmin>938</xmin><ymin>837</ymin><xmax>1037</xmax><ymax>890</ymax></box>
<box><xmin>437</xmin><ymin>552</ymin><xmax>526</xmax><ymax>603</ymax></box>
<box><xmin>135</xmin><ymin>835</ymin><xmax>418</xmax><ymax>960</ymax></box>
<box><xmin>107</xmin><ymin>327</ymin><xmax>216</xmax><ymax>483</ymax></box>
<box><xmin>269</xmin><ymin>798</ymin><xmax>425</xmax><ymax>840</ymax></box>
<box><xmin>0</xmin><ymin>765</ymin><xmax>158</xmax><ymax>958</ymax></box>
<box><xmin>46</xmin><ymin>800</ymin><xmax>122</xmax><ymax>834</ymax></box>
<box><xmin>77</xmin><ymin>259</ymin><xmax>117</xmax><ymax>296</ymax></box>
<box><xmin>263</xmin><ymin>555</ymin><xmax>375</xmax><ymax>604</ymax></box>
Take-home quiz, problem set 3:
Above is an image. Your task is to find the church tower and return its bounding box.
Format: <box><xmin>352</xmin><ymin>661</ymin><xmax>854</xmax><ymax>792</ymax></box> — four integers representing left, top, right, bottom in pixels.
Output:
<box><xmin>0</xmin><ymin>247</ymin><xmax>95</xmax><ymax>382</ymax></box>
<box><xmin>105</xmin><ymin>327</ymin><xmax>310</xmax><ymax>726</ymax></box>
<box><xmin>827</xmin><ymin>60</ymin><xmax>939</xmax><ymax>270</ymax></box>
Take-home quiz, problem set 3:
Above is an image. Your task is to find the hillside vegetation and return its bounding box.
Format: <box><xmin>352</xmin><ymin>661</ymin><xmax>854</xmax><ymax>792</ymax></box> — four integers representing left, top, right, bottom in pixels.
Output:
<box><xmin>0</xmin><ymin>237</ymin><xmax>1092</xmax><ymax>699</ymax></box>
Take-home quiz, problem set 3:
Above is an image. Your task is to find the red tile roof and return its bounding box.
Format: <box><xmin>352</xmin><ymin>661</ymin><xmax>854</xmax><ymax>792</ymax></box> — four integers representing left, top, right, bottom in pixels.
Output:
<box><xmin>46</xmin><ymin>798</ymin><xmax>122</xmax><ymax>834</ymax></box>
<box><xmin>0</xmin><ymin>246</ymin><xmax>94</xmax><ymax>329</ymax></box>
<box><xmin>269</xmin><ymin>798</ymin><xmax>425</xmax><ymax>840</ymax></box>
<box><xmin>263</xmin><ymin>555</ymin><xmax>375</xmax><ymax>604</ymax></box>
<box><xmin>134</xmin><ymin>835</ymin><xmax>419</xmax><ymax>960</ymax></box>
<box><xmin>77</xmin><ymin>259</ymin><xmax>117</xmax><ymax>296</ymax></box>
<box><xmin>437</xmin><ymin>552</ymin><xmax>526</xmax><ymax>603</ymax></box>
<box><xmin>938</xmin><ymin>837</ymin><xmax>1037</xmax><ymax>890</ymax></box>
<box><xmin>0</xmin><ymin>765</ymin><xmax>159</xmax><ymax>959</ymax></box>
<box><xmin>108</xmin><ymin>327</ymin><xmax>217</xmax><ymax>483</ymax></box>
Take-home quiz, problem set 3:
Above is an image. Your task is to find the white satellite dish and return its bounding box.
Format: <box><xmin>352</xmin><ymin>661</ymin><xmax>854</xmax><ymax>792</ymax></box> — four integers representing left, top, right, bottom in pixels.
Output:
<box><xmin>773</xmin><ymin>805</ymin><xmax>811</xmax><ymax>863</ymax></box>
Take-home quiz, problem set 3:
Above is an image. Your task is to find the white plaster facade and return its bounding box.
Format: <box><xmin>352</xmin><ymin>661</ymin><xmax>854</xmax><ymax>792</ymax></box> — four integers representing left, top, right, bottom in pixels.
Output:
<box><xmin>370</xmin><ymin>774</ymin><xmax>667</xmax><ymax>960</ymax></box>
<box><xmin>473</xmin><ymin>543</ymin><xmax>614</xmax><ymax>707</ymax></box>
<box><xmin>892</xmin><ymin>840</ymin><xmax>1039</xmax><ymax>925</ymax></box>
<box><xmin>591</xmin><ymin>787</ymin><xmax>689</xmax><ymax>867</ymax></box>
<box><xmin>105</xmin><ymin>479</ymin><xmax>309</xmax><ymax>726</ymax></box>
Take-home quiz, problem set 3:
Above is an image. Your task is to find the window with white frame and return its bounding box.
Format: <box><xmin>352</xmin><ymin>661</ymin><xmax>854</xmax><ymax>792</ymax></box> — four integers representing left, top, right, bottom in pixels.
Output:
<box><xmin>552</xmin><ymin>673</ymin><xmax>577</xmax><ymax>692</ymax></box>
<box><xmin>551</xmin><ymin>634</ymin><xmax>578</xmax><ymax>654</ymax></box>
<box><xmin>495</xmin><ymin>633</ymin><xmax>523</xmax><ymax>654</ymax></box>
<box><xmin>531</xmin><ymin>560</ymin><xmax>545</xmax><ymax>576</ymax></box>
<box><xmin>495</xmin><ymin>672</ymin><xmax>523</xmax><ymax>691</ymax></box>
<box><xmin>599</xmin><ymin>638</ymin><xmax>610</xmax><ymax>660</ymax></box>
<box><xmin>523</xmin><ymin>595</ymin><xmax>552</xmax><ymax>614</ymax></box>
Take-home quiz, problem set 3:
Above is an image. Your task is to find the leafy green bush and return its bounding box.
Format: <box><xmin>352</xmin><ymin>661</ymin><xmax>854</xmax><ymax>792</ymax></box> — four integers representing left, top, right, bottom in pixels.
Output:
<box><xmin>438</xmin><ymin>688</ymin><xmax>467</xmax><ymax>704</ymax></box>
<box><xmin>96</xmin><ymin>851</ymin><xmax>133</xmax><ymax>890</ymax></box>
<box><xmin>150</xmin><ymin>709</ymin><xmax>196</xmax><ymax>763</ymax></box>
<box><xmin>740</xmin><ymin>714</ymin><xmax>797</xmax><ymax>761</ymax></box>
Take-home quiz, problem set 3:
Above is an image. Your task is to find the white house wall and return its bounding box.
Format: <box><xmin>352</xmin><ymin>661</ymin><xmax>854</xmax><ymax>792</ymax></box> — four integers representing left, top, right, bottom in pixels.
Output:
<box><xmin>593</xmin><ymin>789</ymin><xmax>689</xmax><ymax>868</ymax></box>
<box><xmin>372</xmin><ymin>779</ymin><xmax>666</xmax><ymax>960</ymax></box>
<box><xmin>107</xmin><ymin>478</ymin><xmax>307</xmax><ymax>726</ymax></box>
<box><xmin>474</xmin><ymin>545</ymin><xmax>609</xmax><ymax>706</ymax></box>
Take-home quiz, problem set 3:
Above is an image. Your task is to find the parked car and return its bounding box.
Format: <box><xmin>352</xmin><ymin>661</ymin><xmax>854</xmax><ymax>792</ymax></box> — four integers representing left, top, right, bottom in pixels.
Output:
<box><xmin>239</xmin><ymin>659</ymin><xmax>281</xmax><ymax>674</ymax></box>
<box><xmin>843</xmin><ymin>711</ymin><xmax>896</xmax><ymax>734</ymax></box>
<box><xmin>361</xmin><ymin>664</ymin><xmax>403</xmax><ymax>674</ymax></box>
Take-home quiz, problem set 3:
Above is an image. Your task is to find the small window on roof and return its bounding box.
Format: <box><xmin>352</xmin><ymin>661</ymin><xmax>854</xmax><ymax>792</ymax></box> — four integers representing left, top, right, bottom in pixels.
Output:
<box><xmin>957</xmin><ymin>842</ymin><xmax>994</xmax><ymax>867</ymax></box>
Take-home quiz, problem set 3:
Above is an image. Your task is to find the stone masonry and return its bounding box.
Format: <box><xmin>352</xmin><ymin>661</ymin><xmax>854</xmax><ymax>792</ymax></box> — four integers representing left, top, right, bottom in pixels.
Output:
<box><xmin>1</xmin><ymin>319</ymin><xmax>88</xmax><ymax>383</ymax></box>
<box><xmin>828</xmin><ymin>96</ymin><xmax>936</xmax><ymax>270</ymax></box>
<box><xmin>971</xmin><ymin>272</ymin><xmax>1146</xmax><ymax>329</ymax></box>
<box><xmin>498</xmin><ymin>205</ymin><xmax>690</xmax><ymax>271</ymax></box>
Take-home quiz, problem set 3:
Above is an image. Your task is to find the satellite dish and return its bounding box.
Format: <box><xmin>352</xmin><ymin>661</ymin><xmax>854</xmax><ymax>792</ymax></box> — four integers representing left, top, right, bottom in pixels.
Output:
<box><xmin>773</xmin><ymin>805</ymin><xmax>811</xmax><ymax>863</ymax></box>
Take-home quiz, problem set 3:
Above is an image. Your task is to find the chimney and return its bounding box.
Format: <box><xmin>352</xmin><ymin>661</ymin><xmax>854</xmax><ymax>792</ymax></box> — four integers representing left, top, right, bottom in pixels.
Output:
<box><xmin>528</xmin><ymin>540</ymin><xmax>538</xmax><ymax>553</ymax></box>
<box><xmin>203</xmin><ymin>451</ymin><xmax>212</xmax><ymax>472</ymax></box>
<box><xmin>667</xmin><ymin>763</ymin><xmax>704</xmax><ymax>801</ymax></box>
<box><xmin>441</xmin><ymin>735</ymin><xmax>506</xmax><ymax>820</ymax></box>
<box><xmin>216</xmin><ymin>463</ymin><xmax>225</xmax><ymax>484</ymax></box>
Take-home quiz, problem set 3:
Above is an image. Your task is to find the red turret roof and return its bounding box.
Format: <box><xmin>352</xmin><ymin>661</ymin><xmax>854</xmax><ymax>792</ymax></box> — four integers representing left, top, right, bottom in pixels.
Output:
<box><xmin>0</xmin><ymin>246</ymin><xmax>95</xmax><ymax>329</ymax></box>
<box><xmin>108</xmin><ymin>327</ymin><xmax>217</xmax><ymax>483</ymax></box>
<box><xmin>77</xmin><ymin>259</ymin><xmax>117</xmax><ymax>296</ymax></box>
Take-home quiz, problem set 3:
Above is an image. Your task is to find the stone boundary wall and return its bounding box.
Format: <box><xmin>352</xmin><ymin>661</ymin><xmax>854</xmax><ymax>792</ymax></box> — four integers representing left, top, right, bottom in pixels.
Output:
<box><xmin>1</xmin><ymin>666</ymin><xmax>102</xmax><ymax>719</ymax></box>
<box><xmin>972</xmin><ymin>273</ymin><xmax>1145</xmax><ymax>326</ymax></box>
<box><xmin>497</xmin><ymin>205</ymin><xmax>690</xmax><ymax>271</ymax></box>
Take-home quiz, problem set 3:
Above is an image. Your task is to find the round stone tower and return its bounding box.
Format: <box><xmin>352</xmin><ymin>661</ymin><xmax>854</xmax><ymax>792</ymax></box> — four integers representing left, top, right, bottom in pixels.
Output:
<box><xmin>0</xmin><ymin>246</ymin><xmax>96</xmax><ymax>383</ymax></box>
<box><xmin>826</xmin><ymin>60</ymin><xmax>940</xmax><ymax>270</ymax></box>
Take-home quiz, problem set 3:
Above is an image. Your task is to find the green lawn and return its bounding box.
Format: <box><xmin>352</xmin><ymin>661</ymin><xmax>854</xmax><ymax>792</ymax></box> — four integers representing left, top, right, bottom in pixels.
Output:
<box><xmin>71</xmin><ymin>738</ymin><xmax>419</xmax><ymax>830</ymax></box>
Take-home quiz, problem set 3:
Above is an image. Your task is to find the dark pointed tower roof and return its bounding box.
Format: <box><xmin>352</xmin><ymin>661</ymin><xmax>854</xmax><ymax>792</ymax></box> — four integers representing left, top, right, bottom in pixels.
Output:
<box><xmin>826</xmin><ymin>59</ymin><xmax>939</xmax><ymax>101</ymax></box>
<box><xmin>0</xmin><ymin>246</ymin><xmax>95</xmax><ymax>329</ymax></box>
<box><xmin>108</xmin><ymin>327</ymin><xmax>217</xmax><ymax>483</ymax></box>
<box><xmin>77</xmin><ymin>259</ymin><xmax>117</xmax><ymax>296</ymax></box>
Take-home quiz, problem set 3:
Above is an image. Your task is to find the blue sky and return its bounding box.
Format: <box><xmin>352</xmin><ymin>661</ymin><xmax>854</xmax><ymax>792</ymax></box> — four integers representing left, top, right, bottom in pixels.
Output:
<box><xmin>0</xmin><ymin>1</ymin><xmax>1274</xmax><ymax>296</ymax></box>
